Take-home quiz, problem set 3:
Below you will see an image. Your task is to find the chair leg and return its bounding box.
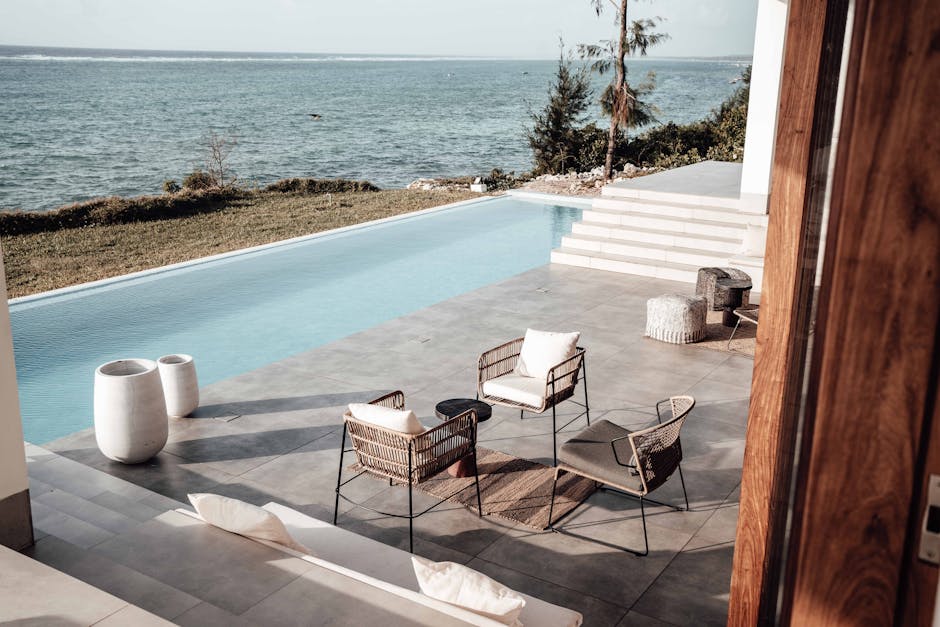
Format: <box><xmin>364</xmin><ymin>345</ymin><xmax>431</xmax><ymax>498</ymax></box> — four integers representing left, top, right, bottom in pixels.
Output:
<box><xmin>520</xmin><ymin>409</ymin><xmax>524</xmax><ymax>420</ymax></box>
<box><xmin>408</xmin><ymin>481</ymin><xmax>414</xmax><ymax>554</ymax></box>
<box><xmin>547</xmin><ymin>468</ymin><xmax>560</xmax><ymax>528</ymax></box>
<box><xmin>639</xmin><ymin>496</ymin><xmax>649</xmax><ymax>556</ymax></box>
<box><xmin>552</xmin><ymin>403</ymin><xmax>557</xmax><ymax>466</ymax></box>
<box><xmin>474</xmin><ymin>454</ymin><xmax>483</xmax><ymax>517</ymax></box>
<box><xmin>582</xmin><ymin>360</ymin><xmax>591</xmax><ymax>426</ymax></box>
<box><xmin>727</xmin><ymin>317</ymin><xmax>743</xmax><ymax>350</ymax></box>
<box><xmin>333</xmin><ymin>424</ymin><xmax>347</xmax><ymax>525</ymax></box>
<box><xmin>678</xmin><ymin>464</ymin><xmax>690</xmax><ymax>511</ymax></box>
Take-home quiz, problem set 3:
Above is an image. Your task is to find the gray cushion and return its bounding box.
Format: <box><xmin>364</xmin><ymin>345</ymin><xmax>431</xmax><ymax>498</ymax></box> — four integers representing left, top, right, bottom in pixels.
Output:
<box><xmin>557</xmin><ymin>420</ymin><xmax>642</xmax><ymax>493</ymax></box>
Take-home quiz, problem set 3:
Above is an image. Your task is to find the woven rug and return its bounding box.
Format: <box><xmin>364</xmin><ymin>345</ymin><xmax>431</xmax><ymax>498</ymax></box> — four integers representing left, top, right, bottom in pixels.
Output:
<box><xmin>412</xmin><ymin>447</ymin><xmax>596</xmax><ymax>531</ymax></box>
<box><xmin>692</xmin><ymin>310</ymin><xmax>756</xmax><ymax>356</ymax></box>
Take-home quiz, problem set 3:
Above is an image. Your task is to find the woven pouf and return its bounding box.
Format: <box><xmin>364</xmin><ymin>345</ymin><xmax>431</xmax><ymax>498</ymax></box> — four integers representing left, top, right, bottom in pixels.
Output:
<box><xmin>646</xmin><ymin>294</ymin><xmax>708</xmax><ymax>344</ymax></box>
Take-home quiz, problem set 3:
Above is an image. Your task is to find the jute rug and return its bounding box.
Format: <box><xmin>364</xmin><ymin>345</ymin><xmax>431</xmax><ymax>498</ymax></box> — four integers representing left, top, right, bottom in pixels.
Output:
<box><xmin>361</xmin><ymin>447</ymin><xmax>596</xmax><ymax>531</ymax></box>
<box><xmin>691</xmin><ymin>310</ymin><xmax>756</xmax><ymax>356</ymax></box>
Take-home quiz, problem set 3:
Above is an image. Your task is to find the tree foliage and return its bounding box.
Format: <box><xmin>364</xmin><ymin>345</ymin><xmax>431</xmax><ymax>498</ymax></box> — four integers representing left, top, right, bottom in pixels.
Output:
<box><xmin>525</xmin><ymin>44</ymin><xmax>593</xmax><ymax>175</ymax></box>
<box><xmin>579</xmin><ymin>1</ymin><xmax>668</xmax><ymax>178</ymax></box>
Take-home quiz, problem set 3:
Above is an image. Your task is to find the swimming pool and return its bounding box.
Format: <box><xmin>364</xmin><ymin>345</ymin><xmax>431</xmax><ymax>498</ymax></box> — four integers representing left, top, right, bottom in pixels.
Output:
<box><xmin>10</xmin><ymin>195</ymin><xmax>582</xmax><ymax>444</ymax></box>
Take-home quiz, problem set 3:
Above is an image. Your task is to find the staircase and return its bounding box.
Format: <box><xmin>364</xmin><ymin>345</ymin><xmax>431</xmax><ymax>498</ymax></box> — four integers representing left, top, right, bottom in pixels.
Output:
<box><xmin>551</xmin><ymin>164</ymin><xmax>768</xmax><ymax>291</ymax></box>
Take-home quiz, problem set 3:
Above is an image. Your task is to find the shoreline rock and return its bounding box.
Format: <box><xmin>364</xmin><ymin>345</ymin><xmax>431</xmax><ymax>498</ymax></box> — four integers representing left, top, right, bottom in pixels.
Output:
<box><xmin>407</xmin><ymin>164</ymin><xmax>657</xmax><ymax>197</ymax></box>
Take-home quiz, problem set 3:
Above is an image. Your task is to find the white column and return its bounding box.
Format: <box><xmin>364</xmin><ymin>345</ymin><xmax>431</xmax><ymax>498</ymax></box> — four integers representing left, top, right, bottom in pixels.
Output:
<box><xmin>740</xmin><ymin>0</ymin><xmax>789</xmax><ymax>214</ymax></box>
<box><xmin>0</xmin><ymin>243</ymin><xmax>32</xmax><ymax>550</ymax></box>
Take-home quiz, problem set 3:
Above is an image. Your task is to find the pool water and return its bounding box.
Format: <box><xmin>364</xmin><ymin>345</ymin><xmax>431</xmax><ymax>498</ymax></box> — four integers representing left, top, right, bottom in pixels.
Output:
<box><xmin>9</xmin><ymin>196</ymin><xmax>582</xmax><ymax>443</ymax></box>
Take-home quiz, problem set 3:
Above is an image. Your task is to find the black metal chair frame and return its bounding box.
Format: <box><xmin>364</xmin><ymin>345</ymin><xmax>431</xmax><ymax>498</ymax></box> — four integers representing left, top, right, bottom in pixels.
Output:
<box><xmin>547</xmin><ymin>397</ymin><xmax>693</xmax><ymax>556</ymax></box>
<box><xmin>332</xmin><ymin>393</ymin><xmax>483</xmax><ymax>553</ymax></box>
<box><xmin>477</xmin><ymin>342</ymin><xmax>590</xmax><ymax>465</ymax></box>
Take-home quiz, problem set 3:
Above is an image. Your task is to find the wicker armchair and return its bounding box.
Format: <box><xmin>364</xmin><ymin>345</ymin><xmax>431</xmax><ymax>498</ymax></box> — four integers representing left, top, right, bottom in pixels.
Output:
<box><xmin>548</xmin><ymin>395</ymin><xmax>694</xmax><ymax>555</ymax></box>
<box><xmin>332</xmin><ymin>391</ymin><xmax>482</xmax><ymax>553</ymax></box>
<box><xmin>477</xmin><ymin>338</ymin><xmax>589</xmax><ymax>465</ymax></box>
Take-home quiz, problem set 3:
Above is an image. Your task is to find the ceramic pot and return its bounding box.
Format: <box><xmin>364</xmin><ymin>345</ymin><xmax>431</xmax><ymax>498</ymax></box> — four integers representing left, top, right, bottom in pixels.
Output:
<box><xmin>94</xmin><ymin>358</ymin><xmax>168</xmax><ymax>463</ymax></box>
<box><xmin>157</xmin><ymin>354</ymin><xmax>199</xmax><ymax>418</ymax></box>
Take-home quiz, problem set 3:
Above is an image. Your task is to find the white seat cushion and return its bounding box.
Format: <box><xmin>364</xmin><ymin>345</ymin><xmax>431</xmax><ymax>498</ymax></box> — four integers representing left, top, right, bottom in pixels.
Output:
<box><xmin>412</xmin><ymin>556</ymin><xmax>526</xmax><ymax>626</ymax></box>
<box><xmin>482</xmin><ymin>373</ymin><xmax>546</xmax><ymax>408</ymax></box>
<box><xmin>348</xmin><ymin>403</ymin><xmax>424</xmax><ymax>434</ymax></box>
<box><xmin>515</xmin><ymin>329</ymin><xmax>580</xmax><ymax>379</ymax></box>
<box><xmin>187</xmin><ymin>493</ymin><xmax>309</xmax><ymax>553</ymax></box>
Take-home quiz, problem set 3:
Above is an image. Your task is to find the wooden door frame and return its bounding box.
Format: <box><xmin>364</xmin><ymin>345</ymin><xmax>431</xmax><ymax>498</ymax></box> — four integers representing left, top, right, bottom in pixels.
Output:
<box><xmin>728</xmin><ymin>0</ymin><xmax>940</xmax><ymax>623</ymax></box>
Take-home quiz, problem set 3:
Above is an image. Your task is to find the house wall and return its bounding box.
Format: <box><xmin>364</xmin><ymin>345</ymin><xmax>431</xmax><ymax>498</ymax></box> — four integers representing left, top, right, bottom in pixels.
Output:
<box><xmin>0</xmin><ymin>244</ymin><xmax>33</xmax><ymax>550</ymax></box>
<box><xmin>740</xmin><ymin>0</ymin><xmax>789</xmax><ymax>214</ymax></box>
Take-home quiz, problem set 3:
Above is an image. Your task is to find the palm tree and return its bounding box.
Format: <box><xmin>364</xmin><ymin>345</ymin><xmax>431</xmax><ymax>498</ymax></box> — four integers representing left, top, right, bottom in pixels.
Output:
<box><xmin>580</xmin><ymin>2</ymin><xmax>668</xmax><ymax>179</ymax></box>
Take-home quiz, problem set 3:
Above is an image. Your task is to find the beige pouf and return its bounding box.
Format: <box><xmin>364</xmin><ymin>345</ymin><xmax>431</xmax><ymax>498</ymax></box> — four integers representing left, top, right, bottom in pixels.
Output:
<box><xmin>646</xmin><ymin>294</ymin><xmax>707</xmax><ymax>344</ymax></box>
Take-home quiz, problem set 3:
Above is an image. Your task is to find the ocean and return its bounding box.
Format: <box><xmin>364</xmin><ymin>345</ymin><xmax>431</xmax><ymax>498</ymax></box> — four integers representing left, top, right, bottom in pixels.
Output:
<box><xmin>0</xmin><ymin>46</ymin><xmax>750</xmax><ymax>212</ymax></box>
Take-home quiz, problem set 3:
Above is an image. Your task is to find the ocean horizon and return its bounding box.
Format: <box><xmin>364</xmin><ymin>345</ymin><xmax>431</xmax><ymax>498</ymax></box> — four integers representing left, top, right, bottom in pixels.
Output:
<box><xmin>0</xmin><ymin>45</ymin><xmax>751</xmax><ymax>212</ymax></box>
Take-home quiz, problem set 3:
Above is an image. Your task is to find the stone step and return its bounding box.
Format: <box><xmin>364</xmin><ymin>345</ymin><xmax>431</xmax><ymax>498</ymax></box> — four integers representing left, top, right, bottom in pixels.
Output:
<box><xmin>581</xmin><ymin>208</ymin><xmax>747</xmax><ymax>239</ymax></box>
<box><xmin>560</xmin><ymin>234</ymin><xmax>732</xmax><ymax>268</ymax></box>
<box><xmin>601</xmin><ymin>182</ymin><xmax>741</xmax><ymax>210</ymax></box>
<box><xmin>571</xmin><ymin>221</ymin><xmax>741</xmax><ymax>253</ymax></box>
<box><xmin>551</xmin><ymin>247</ymin><xmax>700</xmax><ymax>283</ymax></box>
<box><xmin>592</xmin><ymin>196</ymin><xmax>766</xmax><ymax>226</ymax></box>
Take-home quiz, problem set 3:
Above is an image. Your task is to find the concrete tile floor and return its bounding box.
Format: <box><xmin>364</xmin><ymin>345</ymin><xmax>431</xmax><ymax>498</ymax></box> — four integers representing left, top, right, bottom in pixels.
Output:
<box><xmin>45</xmin><ymin>264</ymin><xmax>752</xmax><ymax>626</ymax></box>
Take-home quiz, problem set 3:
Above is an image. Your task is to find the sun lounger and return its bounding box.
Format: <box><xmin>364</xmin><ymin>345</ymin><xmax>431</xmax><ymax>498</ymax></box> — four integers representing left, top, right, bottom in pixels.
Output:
<box><xmin>177</xmin><ymin>502</ymin><xmax>583</xmax><ymax>626</ymax></box>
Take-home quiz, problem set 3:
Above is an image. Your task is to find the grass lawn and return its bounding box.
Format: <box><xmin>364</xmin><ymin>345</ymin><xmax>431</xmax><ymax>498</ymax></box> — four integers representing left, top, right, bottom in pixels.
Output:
<box><xmin>1</xmin><ymin>188</ymin><xmax>478</xmax><ymax>298</ymax></box>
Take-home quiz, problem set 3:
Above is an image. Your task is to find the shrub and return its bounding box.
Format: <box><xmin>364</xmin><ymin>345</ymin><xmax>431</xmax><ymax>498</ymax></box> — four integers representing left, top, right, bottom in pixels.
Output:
<box><xmin>182</xmin><ymin>169</ymin><xmax>216</xmax><ymax>191</ymax></box>
<box><xmin>163</xmin><ymin>179</ymin><xmax>181</xmax><ymax>194</ymax></box>
<box><xmin>526</xmin><ymin>44</ymin><xmax>593</xmax><ymax>175</ymax></box>
<box><xmin>263</xmin><ymin>178</ymin><xmax>380</xmax><ymax>194</ymax></box>
<box><xmin>0</xmin><ymin>188</ymin><xmax>241</xmax><ymax>236</ymax></box>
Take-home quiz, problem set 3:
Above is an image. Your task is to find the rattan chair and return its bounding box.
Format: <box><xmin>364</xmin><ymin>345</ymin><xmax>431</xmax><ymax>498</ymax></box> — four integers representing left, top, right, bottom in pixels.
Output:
<box><xmin>547</xmin><ymin>395</ymin><xmax>694</xmax><ymax>555</ymax></box>
<box><xmin>333</xmin><ymin>391</ymin><xmax>482</xmax><ymax>553</ymax></box>
<box><xmin>477</xmin><ymin>338</ymin><xmax>589</xmax><ymax>465</ymax></box>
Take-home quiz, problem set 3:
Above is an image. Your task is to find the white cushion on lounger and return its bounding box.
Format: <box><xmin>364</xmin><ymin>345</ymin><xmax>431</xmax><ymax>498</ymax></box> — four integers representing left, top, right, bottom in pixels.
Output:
<box><xmin>348</xmin><ymin>403</ymin><xmax>424</xmax><ymax>434</ymax></box>
<box><xmin>515</xmin><ymin>329</ymin><xmax>580</xmax><ymax>379</ymax></box>
<box><xmin>482</xmin><ymin>374</ymin><xmax>546</xmax><ymax>408</ymax></box>
<box><xmin>412</xmin><ymin>556</ymin><xmax>526</xmax><ymax>626</ymax></box>
<box><xmin>187</xmin><ymin>493</ymin><xmax>309</xmax><ymax>553</ymax></box>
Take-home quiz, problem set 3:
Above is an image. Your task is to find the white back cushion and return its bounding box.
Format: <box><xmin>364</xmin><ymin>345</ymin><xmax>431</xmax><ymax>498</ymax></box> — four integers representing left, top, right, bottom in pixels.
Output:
<box><xmin>188</xmin><ymin>493</ymin><xmax>309</xmax><ymax>553</ymax></box>
<box><xmin>515</xmin><ymin>329</ymin><xmax>580</xmax><ymax>380</ymax></box>
<box><xmin>412</xmin><ymin>556</ymin><xmax>526</xmax><ymax>626</ymax></box>
<box><xmin>348</xmin><ymin>403</ymin><xmax>424</xmax><ymax>434</ymax></box>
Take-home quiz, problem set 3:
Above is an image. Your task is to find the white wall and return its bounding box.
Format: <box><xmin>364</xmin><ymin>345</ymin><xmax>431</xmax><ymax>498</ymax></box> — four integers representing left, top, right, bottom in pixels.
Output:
<box><xmin>740</xmin><ymin>0</ymin><xmax>789</xmax><ymax>214</ymax></box>
<box><xmin>0</xmin><ymin>244</ymin><xmax>28</xmax><ymax>502</ymax></box>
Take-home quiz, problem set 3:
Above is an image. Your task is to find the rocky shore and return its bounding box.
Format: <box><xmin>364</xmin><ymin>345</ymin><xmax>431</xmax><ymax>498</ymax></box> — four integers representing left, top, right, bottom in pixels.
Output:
<box><xmin>407</xmin><ymin>164</ymin><xmax>657</xmax><ymax>197</ymax></box>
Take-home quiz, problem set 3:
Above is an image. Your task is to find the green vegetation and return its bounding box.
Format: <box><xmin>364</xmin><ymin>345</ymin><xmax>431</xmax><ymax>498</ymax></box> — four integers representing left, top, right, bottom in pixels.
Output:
<box><xmin>527</xmin><ymin>64</ymin><xmax>751</xmax><ymax>174</ymax></box>
<box><xmin>526</xmin><ymin>45</ymin><xmax>593</xmax><ymax>176</ymax></box>
<box><xmin>0</xmin><ymin>184</ymin><xmax>475</xmax><ymax>298</ymax></box>
<box><xmin>580</xmin><ymin>1</ymin><xmax>668</xmax><ymax>178</ymax></box>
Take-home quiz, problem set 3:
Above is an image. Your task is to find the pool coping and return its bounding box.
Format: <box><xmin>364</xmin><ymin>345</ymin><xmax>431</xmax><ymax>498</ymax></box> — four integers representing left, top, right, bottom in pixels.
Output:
<box><xmin>505</xmin><ymin>189</ymin><xmax>594</xmax><ymax>207</ymax></box>
<box><xmin>11</xmin><ymin>194</ymin><xmax>540</xmax><ymax>307</ymax></box>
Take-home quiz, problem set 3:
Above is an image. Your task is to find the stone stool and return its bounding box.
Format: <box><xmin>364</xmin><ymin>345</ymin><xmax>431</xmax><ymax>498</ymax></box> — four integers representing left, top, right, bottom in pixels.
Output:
<box><xmin>696</xmin><ymin>267</ymin><xmax>752</xmax><ymax>311</ymax></box>
<box><xmin>646</xmin><ymin>294</ymin><xmax>708</xmax><ymax>344</ymax></box>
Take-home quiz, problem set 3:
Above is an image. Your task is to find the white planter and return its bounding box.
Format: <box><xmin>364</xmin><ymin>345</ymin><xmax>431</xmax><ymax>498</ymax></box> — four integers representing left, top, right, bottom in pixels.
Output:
<box><xmin>94</xmin><ymin>359</ymin><xmax>168</xmax><ymax>464</ymax></box>
<box><xmin>157</xmin><ymin>354</ymin><xmax>199</xmax><ymax>418</ymax></box>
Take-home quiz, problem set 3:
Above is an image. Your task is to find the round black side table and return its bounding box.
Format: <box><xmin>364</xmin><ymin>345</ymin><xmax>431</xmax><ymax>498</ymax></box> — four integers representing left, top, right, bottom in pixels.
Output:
<box><xmin>434</xmin><ymin>398</ymin><xmax>492</xmax><ymax>423</ymax></box>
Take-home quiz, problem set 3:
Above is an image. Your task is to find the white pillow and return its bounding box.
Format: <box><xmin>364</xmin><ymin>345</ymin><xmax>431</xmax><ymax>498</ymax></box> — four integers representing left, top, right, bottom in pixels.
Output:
<box><xmin>741</xmin><ymin>223</ymin><xmax>767</xmax><ymax>256</ymax></box>
<box><xmin>411</xmin><ymin>556</ymin><xmax>526</xmax><ymax>626</ymax></box>
<box><xmin>188</xmin><ymin>493</ymin><xmax>309</xmax><ymax>554</ymax></box>
<box><xmin>348</xmin><ymin>403</ymin><xmax>425</xmax><ymax>434</ymax></box>
<box><xmin>515</xmin><ymin>329</ymin><xmax>581</xmax><ymax>380</ymax></box>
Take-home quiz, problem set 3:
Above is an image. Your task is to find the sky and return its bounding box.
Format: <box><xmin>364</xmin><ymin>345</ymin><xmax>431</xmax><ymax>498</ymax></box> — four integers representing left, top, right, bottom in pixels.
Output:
<box><xmin>0</xmin><ymin>0</ymin><xmax>758</xmax><ymax>59</ymax></box>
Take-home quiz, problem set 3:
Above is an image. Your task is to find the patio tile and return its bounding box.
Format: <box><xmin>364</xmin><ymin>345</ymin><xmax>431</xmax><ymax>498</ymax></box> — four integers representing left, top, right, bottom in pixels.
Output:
<box><xmin>26</xmin><ymin>535</ymin><xmax>202</xmax><ymax>620</ymax></box>
<box><xmin>477</xmin><ymin>526</ymin><xmax>676</xmax><ymax>608</ymax></box>
<box><xmin>34</xmin><ymin>487</ymin><xmax>139</xmax><ymax>534</ymax></box>
<box><xmin>630</xmin><ymin>541</ymin><xmax>734</xmax><ymax>626</ymax></box>
<box><xmin>616</xmin><ymin>610</ymin><xmax>679</xmax><ymax>626</ymax></box>
<box><xmin>173</xmin><ymin>602</ymin><xmax>252</xmax><ymax>627</ymax></box>
<box><xmin>29</xmin><ymin>500</ymin><xmax>115</xmax><ymax>549</ymax></box>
